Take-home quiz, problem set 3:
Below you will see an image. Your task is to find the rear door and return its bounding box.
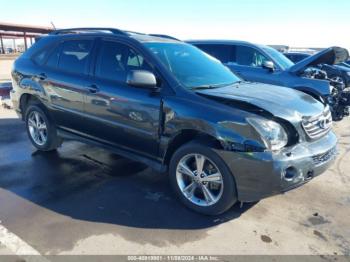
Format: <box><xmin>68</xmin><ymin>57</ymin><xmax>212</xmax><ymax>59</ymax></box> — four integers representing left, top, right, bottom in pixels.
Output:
<box><xmin>83</xmin><ymin>39</ymin><xmax>162</xmax><ymax>157</ymax></box>
<box><xmin>40</xmin><ymin>37</ymin><xmax>96</xmax><ymax>133</ymax></box>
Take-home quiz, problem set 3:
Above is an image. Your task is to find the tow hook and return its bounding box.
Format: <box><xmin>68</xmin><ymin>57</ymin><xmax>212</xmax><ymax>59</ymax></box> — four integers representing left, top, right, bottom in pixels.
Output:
<box><xmin>306</xmin><ymin>171</ymin><xmax>314</xmax><ymax>180</ymax></box>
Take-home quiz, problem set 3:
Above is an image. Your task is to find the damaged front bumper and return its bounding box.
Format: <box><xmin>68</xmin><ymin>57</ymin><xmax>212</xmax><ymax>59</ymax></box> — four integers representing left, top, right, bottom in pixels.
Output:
<box><xmin>215</xmin><ymin>131</ymin><xmax>337</xmax><ymax>202</ymax></box>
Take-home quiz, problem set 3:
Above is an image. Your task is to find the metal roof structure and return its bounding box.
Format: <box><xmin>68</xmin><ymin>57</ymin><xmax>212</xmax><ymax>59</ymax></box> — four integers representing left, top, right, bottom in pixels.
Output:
<box><xmin>0</xmin><ymin>22</ymin><xmax>53</xmax><ymax>53</ymax></box>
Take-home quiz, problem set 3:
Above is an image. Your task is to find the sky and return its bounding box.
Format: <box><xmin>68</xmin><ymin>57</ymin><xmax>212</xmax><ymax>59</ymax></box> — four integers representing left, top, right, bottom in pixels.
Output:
<box><xmin>1</xmin><ymin>0</ymin><xmax>349</xmax><ymax>50</ymax></box>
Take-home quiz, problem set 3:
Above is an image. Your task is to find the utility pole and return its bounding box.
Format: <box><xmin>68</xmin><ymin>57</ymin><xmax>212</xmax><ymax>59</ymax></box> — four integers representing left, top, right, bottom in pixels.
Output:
<box><xmin>23</xmin><ymin>31</ymin><xmax>27</xmax><ymax>50</ymax></box>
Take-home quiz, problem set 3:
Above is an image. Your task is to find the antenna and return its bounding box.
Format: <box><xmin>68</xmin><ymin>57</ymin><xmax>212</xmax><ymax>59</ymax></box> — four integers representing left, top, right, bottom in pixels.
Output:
<box><xmin>50</xmin><ymin>21</ymin><xmax>56</xmax><ymax>30</ymax></box>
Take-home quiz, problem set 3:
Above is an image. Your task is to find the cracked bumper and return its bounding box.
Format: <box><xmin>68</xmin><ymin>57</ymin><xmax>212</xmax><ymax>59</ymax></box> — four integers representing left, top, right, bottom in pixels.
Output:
<box><xmin>215</xmin><ymin>131</ymin><xmax>337</xmax><ymax>202</ymax></box>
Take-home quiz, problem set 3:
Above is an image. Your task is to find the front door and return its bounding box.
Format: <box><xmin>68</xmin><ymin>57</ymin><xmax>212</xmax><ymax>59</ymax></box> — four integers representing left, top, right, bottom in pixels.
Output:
<box><xmin>84</xmin><ymin>39</ymin><xmax>161</xmax><ymax>157</ymax></box>
<box><xmin>226</xmin><ymin>45</ymin><xmax>283</xmax><ymax>85</ymax></box>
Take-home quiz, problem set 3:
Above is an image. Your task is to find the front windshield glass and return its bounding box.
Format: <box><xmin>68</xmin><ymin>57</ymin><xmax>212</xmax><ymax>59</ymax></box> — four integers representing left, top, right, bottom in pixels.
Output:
<box><xmin>145</xmin><ymin>42</ymin><xmax>240</xmax><ymax>89</ymax></box>
<box><xmin>262</xmin><ymin>46</ymin><xmax>295</xmax><ymax>70</ymax></box>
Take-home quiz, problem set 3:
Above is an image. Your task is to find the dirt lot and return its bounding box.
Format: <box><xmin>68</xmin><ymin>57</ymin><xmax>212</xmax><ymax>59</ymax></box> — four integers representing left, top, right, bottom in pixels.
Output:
<box><xmin>0</xmin><ymin>60</ymin><xmax>349</xmax><ymax>258</ymax></box>
<box><xmin>0</xmin><ymin>58</ymin><xmax>13</xmax><ymax>82</ymax></box>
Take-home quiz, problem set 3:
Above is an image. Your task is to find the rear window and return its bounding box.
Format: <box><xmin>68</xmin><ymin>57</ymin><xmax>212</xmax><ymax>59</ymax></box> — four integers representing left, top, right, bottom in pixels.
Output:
<box><xmin>57</xmin><ymin>40</ymin><xmax>93</xmax><ymax>75</ymax></box>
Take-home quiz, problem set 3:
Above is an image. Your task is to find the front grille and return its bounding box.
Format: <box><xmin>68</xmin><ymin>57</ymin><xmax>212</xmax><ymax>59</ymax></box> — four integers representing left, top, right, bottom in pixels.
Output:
<box><xmin>302</xmin><ymin>107</ymin><xmax>332</xmax><ymax>139</ymax></box>
<box><xmin>312</xmin><ymin>147</ymin><xmax>337</xmax><ymax>166</ymax></box>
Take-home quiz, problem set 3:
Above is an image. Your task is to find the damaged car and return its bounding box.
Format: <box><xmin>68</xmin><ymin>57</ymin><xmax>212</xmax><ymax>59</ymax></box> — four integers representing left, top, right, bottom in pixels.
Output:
<box><xmin>11</xmin><ymin>28</ymin><xmax>337</xmax><ymax>215</ymax></box>
<box><xmin>285</xmin><ymin>51</ymin><xmax>350</xmax><ymax>87</ymax></box>
<box><xmin>189</xmin><ymin>40</ymin><xmax>350</xmax><ymax>121</ymax></box>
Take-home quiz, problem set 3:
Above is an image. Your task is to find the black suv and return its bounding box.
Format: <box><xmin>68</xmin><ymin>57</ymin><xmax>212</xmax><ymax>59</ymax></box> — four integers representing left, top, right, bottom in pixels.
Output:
<box><xmin>11</xmin><ymin>28</ymin><xmax>337</xmax><ymax>215</ymax></box>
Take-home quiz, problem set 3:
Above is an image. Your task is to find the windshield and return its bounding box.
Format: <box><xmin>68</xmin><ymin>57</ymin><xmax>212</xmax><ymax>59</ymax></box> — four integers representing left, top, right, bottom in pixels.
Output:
<box><xmin>262</xmin><ymin>46</ymin><xmax>295</xmax><ymax>70</ymax></box>
<box><xmin>145</xmin><ymin>42</ymin><xmax>241</xmax><ymax>89</ymax></box>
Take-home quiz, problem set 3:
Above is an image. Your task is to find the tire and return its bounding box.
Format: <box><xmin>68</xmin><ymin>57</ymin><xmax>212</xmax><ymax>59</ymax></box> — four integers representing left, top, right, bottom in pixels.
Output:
<box><xmin>25</xmin><ymin>104</ymin><xmax>62</xmax><ymax>151</ymax></box>
<box><xmin>169</xmin><ymin>142</ymin><xmax>237</xmax><ymax>215</ymax></box>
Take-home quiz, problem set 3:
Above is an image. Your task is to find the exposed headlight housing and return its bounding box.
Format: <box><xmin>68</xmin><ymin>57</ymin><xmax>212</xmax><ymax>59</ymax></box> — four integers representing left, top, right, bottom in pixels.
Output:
<box><xmin>247</xmin><ymin>117</ymin><xmax>288</xmax><ymax>151</ymax></box>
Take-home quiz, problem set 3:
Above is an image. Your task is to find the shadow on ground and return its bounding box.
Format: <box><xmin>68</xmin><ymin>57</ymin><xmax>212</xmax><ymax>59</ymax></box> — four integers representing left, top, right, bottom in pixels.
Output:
<box><xmin>0</xmin><ymin>117</ymin><xmax>255</xmax><ymax>231</ymax></box>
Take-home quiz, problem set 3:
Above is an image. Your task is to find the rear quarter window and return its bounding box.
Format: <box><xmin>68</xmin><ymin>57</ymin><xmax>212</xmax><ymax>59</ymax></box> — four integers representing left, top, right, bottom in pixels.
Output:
<box><xmin>32</xmin><ymin>49</ymin><xmax>49</xmax><ymax>65</ymax></box>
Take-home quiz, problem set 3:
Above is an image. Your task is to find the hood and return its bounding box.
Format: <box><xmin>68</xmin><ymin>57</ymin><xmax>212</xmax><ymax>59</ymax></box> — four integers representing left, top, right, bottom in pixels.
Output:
<box><xmin>288</xmin><ymin>46</ymin><xmax>349</xmax><ymax>74</ymax></box>
<box><xmin>197</xmin><ymin>82</ymin><xmax>325</xmax><ymax>120</ymax></box>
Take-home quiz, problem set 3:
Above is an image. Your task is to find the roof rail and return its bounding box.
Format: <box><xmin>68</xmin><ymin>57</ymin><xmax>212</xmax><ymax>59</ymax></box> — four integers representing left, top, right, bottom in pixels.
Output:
<box><xmin>149</xmin><ymin>34</ymin><xmax>180</xmax><ymax>41</ymax></box>
<box><xmin>49</xmin><ymin>27</ymin><xmax>128</xmax><ymax>36</ymax></box>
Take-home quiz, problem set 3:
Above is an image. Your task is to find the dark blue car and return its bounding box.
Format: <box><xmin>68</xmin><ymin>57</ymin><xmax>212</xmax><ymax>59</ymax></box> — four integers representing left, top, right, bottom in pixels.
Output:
<box><xmin>284</xmin><ymin>52</ymin><xmax>311</xmax><ymax>63</ymax></box>
<box><xmin>285</xmin><ymin>52</ymin><xmax>350</xmax><ymax>88</ymax></box>
<box><xmin>189</xmin><ymin>40</ymin><xmax>350</xmax><ymax>120</ymax></box>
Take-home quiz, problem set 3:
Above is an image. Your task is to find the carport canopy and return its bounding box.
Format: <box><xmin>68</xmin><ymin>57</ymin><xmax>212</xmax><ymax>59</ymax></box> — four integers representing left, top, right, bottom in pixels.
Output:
<box><xmin>0</xmin><ymin>22</ymin><xmax>53</xmax><ymax>53</ymax></box>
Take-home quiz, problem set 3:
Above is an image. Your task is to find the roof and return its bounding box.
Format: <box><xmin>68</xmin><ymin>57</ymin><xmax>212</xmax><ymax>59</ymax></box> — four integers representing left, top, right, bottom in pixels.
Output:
<box><xmin>285</xmin><ymin>52</ymin><xmax>311</xmax><ymax>56</ymax></box>
<box><xmin>47</xmin><ymin>28</ymin><xmax>181</xmax><ymax>44</ymax></box>
<box><xmin>186</xmin><ymin>39</ymin><xmax>256</xmax><ymax>46</ymax></box>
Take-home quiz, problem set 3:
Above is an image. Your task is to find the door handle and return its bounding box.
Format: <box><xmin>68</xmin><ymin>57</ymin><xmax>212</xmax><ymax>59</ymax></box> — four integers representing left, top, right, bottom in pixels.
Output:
<box><xmin>36</xmin><ymin>73</ymin><xmax>47</xmax><ymax>80</ymax></box>
<box><xmin>88</xmin><ymin>84</ymin><xmax>99</xmax><ymax>94</ymax></box>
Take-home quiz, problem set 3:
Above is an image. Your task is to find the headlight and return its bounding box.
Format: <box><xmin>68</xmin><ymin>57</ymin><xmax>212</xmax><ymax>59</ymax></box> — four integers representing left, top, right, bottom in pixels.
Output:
<box><xmin>247</xmin><ymin>117</ymin><xmax>288</xmax><ymax>151</ymax></box>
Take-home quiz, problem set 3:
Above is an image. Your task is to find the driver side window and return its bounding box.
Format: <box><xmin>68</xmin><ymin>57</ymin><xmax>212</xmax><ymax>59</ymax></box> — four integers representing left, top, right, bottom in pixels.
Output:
<box><xmin>236</xmin><ymin>46</ymin><xmax>268</xmax><ymax>67</ymax></box>
<box><xmin>95</xmin><ymin>41</ymin><xmax>152</xmax><ymax>83</ymax></box>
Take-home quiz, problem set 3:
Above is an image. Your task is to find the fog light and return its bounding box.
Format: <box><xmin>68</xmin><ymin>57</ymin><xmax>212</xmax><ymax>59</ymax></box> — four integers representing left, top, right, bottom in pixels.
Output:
<box><xmin>283</xmin><ymin>166</ymin><xmax>298</xmax><ymax>181</ymax></box>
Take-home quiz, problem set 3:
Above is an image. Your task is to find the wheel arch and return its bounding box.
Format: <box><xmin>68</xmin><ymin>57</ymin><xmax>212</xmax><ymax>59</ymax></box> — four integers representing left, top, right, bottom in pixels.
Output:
<box><xmin>19</xmin><ymin>93</ymin><xmax>43</xmax><ymax>120</ymax></box>
<box><xmin>162</xmin><ymin>129</ymin><xmax>224</xmax><ymax>167</ymax></box>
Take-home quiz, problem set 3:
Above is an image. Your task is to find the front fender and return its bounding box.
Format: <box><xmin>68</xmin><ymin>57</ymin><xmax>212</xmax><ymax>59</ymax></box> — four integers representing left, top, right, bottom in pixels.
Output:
<box><xmin>161</xmin><ymin>95</ymin><xmax>266</xmax><ymax>151</ymax></box>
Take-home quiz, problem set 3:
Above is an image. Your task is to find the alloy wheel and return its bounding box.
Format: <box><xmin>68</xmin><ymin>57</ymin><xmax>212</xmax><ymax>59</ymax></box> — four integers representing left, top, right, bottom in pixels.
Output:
<box><xmin>176</xmin><ymin>153</ymin><xmax>224</xmax><ymax>207</ymax></box>
<box><xmin>28</xmin><ymin>111</ymin><xmax>48</xmax><ymax>146</ymax></box>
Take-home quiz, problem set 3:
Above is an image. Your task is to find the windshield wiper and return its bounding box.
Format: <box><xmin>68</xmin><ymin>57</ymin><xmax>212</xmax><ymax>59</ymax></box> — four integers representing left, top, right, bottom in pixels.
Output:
<box><xmin>190</xmin><ymin>82</ymin><xmax>239</xmax><ymax>90</ymax></box>
<box><xmin>190</xmin><ymin>85</ymin><xmax>217</xmax><ymax>90</ymax></box>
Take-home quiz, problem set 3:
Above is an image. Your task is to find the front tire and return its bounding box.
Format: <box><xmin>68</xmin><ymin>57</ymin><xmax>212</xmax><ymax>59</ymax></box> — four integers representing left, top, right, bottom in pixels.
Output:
<box><xmin>169</xmin><ymin>142</ymin><xmax>237</xmax><ymax>215</ymax></box>
<box><xmin>25</xmin><ymin>104</ymin><xmax>62</xmax><ymax>151</ymax></box>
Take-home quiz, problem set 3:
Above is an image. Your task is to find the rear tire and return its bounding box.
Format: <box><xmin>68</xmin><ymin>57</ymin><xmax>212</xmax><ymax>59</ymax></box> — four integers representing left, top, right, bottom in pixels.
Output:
<box><xmin>25</xmin><ymin>104</ymin><xmax>62</xmax><ymax>151</ymax></box>
<box><xmin>169</xmin><ymin>142</ymin><xmax>237</xmax><ymax>215</ymax></box>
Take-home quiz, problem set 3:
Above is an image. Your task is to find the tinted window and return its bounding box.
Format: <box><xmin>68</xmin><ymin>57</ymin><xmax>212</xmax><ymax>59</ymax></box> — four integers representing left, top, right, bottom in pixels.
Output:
<box><xmin>145</xmin><ymin>43</ymin><xmax>240</xmax><ymax>89</ymax></box>
<box><xmin>262</xmin><ymin>46</ymin><xmax>294</xmax><ymax>70</ymax></box>
<box><xmin>57</xmin><ymin>40</ymin><xmax>93</xmax><ymax>75</ymax></box>
<box><xmin>46</xmin><ymin>45</ymin><xmax>61</xmax><ymax>68</ymax></box>
<box><xmin>196</xmin><ymin>44</ymin><xmax>235</xmax><ymax>64</ymax></box>
<box><xmin>236</xmin><ymin>46</ymin><xmax>268</xmax><ymax>67</ymax></box>
<box><xmin>33</xmin><ymin>49</ymin><xmax>49</xmax><ymax>65</ymax></box>
<box><xmin>95</xmin><ymin>41</ymin><xmax>151</xmax><ymax>82</ymax></box>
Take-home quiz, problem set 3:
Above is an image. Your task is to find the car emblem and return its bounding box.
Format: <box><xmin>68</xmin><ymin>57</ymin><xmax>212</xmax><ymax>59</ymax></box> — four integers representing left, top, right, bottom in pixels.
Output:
<box><xmin>318</xmin><ymin>118</ymin><xmax>329</xmax><ymax>129</ymax></box>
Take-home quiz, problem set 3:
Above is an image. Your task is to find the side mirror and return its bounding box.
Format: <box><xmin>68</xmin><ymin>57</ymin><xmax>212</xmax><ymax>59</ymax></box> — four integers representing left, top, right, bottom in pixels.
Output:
<box><xmin>262</xmin><ymin>61</ymin><xmax>275</xmax><ymax>71</ymax></box>
<box><xmin>127</xmin><ymin>70</ymin><xmax>157</xmax><ymax>89</ymax></box>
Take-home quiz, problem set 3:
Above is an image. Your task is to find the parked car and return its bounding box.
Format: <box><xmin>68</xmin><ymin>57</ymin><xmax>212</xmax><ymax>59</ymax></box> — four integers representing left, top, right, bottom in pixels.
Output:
<box><xmin>189</xmin><ymin>40</ymin><xmax>350</xmax><ymax>120</ymax></box>
<box><xmin>284</xmin><ymin>52</ymin><xmax>310</xmax><ymax>63</ymax></box>
<box><xmin>11</xmin><ymin>28</ymin><xmax>337</xmax><ymax>215</ymax></box>
<box><xmin>285</xmin><ymin>52</ymin><xmax>350</xmax><ymax>87</ymax></box>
